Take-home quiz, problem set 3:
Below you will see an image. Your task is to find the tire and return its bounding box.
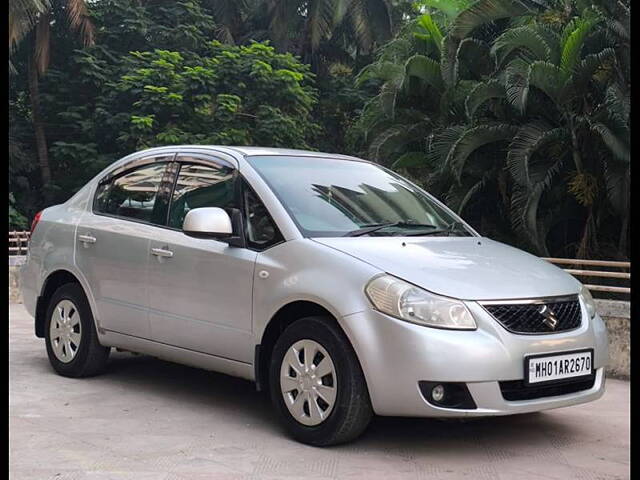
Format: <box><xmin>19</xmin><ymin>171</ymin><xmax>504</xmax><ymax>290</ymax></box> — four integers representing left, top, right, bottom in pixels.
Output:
<box><xmin>269</xmin><ymin>316</ymin><xmax>373</xmax><ymax>446</ymax></box>
<box><xmin>44</xmin><ymin>283</ymin><xmax>110</xmax><ymax>377</ymax></box>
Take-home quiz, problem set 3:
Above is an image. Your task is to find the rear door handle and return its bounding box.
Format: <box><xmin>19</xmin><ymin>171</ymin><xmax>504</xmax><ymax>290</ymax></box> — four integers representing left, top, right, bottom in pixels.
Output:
<box><xmin>151</xmin><ymin>247</ymin><xmax>174</xmax><ymax>258</ymax></box>
<box><xmin>78</xmin><ymin>234</ymin><xmax>97</xmax><ymax>245</ymax></box>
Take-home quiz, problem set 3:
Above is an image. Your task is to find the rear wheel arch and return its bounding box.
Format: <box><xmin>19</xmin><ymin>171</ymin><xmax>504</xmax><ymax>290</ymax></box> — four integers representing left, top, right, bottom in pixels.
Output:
<box><xmin>36</xmin><ymin>270</ymin><xmax>91</xmax><ymax>338</ymax></box>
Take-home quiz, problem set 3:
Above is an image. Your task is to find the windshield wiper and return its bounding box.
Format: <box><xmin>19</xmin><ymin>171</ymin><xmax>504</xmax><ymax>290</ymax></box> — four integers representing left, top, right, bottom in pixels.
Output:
<box><xmin>343</xmin><ymin>222</ymin><xmax>438</xmax><ymax>237</ymax></box>
<box><xmin>402</xmin><ymin>220</ymin><xmax>470</xmax><ymax>237</ymax></box>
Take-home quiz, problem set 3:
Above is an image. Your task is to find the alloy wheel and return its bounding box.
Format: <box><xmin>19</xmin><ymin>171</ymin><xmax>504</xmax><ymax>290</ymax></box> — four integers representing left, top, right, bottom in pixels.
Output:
<box><xmin>49</xmin><ymin>299</ymin><xmax>82</xmax><ymax>363</ymax></box>
<box><xmin>279</xmin><ymin>339</ymin><xmax>337</xmax><ymax>426</ymax></box>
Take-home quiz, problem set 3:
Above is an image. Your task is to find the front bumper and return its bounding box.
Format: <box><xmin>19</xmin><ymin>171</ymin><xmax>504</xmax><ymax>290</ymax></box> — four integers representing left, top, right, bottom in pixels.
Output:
<box><xmin>340</xmin><ymin>300</ymin><xmax>608</xmax><ymax>417</ymax></box>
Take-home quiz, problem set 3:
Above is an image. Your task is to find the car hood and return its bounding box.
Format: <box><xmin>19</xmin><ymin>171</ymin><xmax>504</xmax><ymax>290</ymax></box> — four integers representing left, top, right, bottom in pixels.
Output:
<box><xmin>312</xmin><ymin>237</ymin><xmax>581</xmax><ymax>301</ymax></box>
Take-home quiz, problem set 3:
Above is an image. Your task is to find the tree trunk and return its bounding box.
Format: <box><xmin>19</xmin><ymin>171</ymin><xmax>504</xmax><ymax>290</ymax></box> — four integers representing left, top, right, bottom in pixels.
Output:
<box><xmin>568</xmin><ymin>122</ymin><xmax>584</xmax><ymax>173</ymax></box>
<box><xmin>28</xmin><ymin>51</ymin><xmax>52</xmax><ymax>194</ymax></box>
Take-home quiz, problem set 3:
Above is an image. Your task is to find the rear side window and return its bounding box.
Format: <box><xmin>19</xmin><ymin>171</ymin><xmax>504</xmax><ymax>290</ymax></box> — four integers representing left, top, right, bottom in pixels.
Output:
<box><xmin>94</xmin><ymin>162</ymin><xmax>172</xmax><ymax>225</ymax></box>
<box><xmin>167</xmin><ymin>162</ymin><xmax>236</xmax><ymax>229</ymax></box>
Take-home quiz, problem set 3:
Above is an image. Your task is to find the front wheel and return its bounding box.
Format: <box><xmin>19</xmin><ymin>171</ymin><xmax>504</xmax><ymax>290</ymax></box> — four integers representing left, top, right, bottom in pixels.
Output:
<box><xmin>269</xmin><ymin>316</ymin><xmax>373</xmax><ymax>446</ymax></box>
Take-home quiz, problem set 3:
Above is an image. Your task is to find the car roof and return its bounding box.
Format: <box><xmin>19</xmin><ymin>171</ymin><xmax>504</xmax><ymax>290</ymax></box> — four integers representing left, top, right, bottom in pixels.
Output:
<box><xmin>223</xmin><ymin>146</ymin><xmax>362</xmax><ymax>161</ymax></box>
<box><xmin>130</xmin><ymin>145</ymin><xmax>366</xmax><ymax>163</ymax></box>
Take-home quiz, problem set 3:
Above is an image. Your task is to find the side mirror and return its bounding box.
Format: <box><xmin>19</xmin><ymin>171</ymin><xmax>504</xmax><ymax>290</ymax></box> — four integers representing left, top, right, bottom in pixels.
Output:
<box><xmin>183</xmin><ymin>207</ymin><xmax>232</xmax><ymax>238</ymax></box>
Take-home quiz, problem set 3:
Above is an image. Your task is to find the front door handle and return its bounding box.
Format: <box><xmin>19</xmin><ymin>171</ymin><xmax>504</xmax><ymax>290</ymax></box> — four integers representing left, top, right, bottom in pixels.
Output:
<box><xmin>78</xmin><ymin>234</ymin><xmax>97</xmax><ymax>245</ymax></box>
<box><xmin>150</xmin><ymin>247</ymin><xmax>174</xmax><ymax>258</ymax></box>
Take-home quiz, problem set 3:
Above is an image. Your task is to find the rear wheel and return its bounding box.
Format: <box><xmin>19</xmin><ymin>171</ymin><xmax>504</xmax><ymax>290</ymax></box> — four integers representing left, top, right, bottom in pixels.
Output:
<box><xmin>44</xmin><ymin>283</ymin><xmax>110</xmax><ymax>377</ymax></box>
<box><xmin>269</xmin><ymin>316</ymin><xmax>372</xmax><ymax>446</ymax></box>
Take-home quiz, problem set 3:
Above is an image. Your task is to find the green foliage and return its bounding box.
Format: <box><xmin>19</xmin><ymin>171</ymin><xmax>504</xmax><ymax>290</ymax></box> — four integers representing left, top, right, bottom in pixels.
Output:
<box><xmin>7</xmin><ymin>0</ymin><xmax>629</xmax><ymax>261</ymax></box>
<box><xmin>9</xmin><ymin>0</ymin><xmax>323</xmax><ymax>211</ymax></box>
<box><xmin>114</xmin><ymin>41</ymin><xmax>318</xmax><ymax>150</ymax></box>
<box><xmin>9</xmin><ymin>193</ymin><xmax>28</xmax><ymax>230</ymax></box>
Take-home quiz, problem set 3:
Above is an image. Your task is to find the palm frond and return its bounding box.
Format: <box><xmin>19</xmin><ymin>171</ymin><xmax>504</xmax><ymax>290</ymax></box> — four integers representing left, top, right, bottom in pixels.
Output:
<box><xmin>510</xmin><ymin>152</ymin><xmax>563</xmax><ymax>256</ymax></box>
<box><xmin>531</xmin><ymin>22</ymin><xmax>561</xmax><ymax>64</ymax></box>
<box><xmin>444</xmin><ymin>123</ymin><xmax>517</xmax><ymax>180</ymax></box>
<box><xmin>355</xmin><ymin>60</ymin><xmax>403</xmax><ymax>86</ymax></box>
<box><xmin>348</xmin><ymin>0</ymin><xmax>392</xmax><ymax>53</ymax></box>
<box><xmin>380</xmin><ymin>81</ymin><xmax>399</xmax><ymax>118</ymax></box>
<box><xmin>527</xmin><ymin>60</ymin><xmax>562</xmax><ymax>105</ymax></box>
<box><xmin>354</xmin><ymin>0</ymin><xmax>392</xmax><ymax>44</ymax></box>
<box><xmin>368</xmin><ymin>122</ymin><xmax>425</xmax><ymax>161</ymax></box>
<box><xmin>9</xmin><ymin>0</ymin><xmax>50</xmax><ymax>50</ymax></box>
<box><xmin>404</xmin><ymin>54</ymin><xmax>443</xmax><ymax>91</ymax></box>
<box><xmin>491</xmin><ymin>25</ymin><xmax>552</xmax><ymax>68</ymax></box>
<box><xmin>510</xmin><ymin>184</ymin><xmax>546</xmax><ymax>254</ymax></box>
<box><xmin>421</xmin><ymin>0</ymin><xmax>474</xmax><ymax>19</ymax></box>
<box><xmin>602</xmin><ymin>158</ymin><xmax>630</xmax><ymax>215</ymax></box>
<box><xmin>64</xmin><ymin>0</ymin><xmax>95</xmax><ymax>46</ymax></box>
<box><xmin>416</xmin><ymin>13</ymin><xmax>443</xmax><ymax>52</ymax></box>
<box><xmin>457</xmin><ymin>174</ymin><xmax>491</xmax><ymax>214</ymax></box>
<box><xmin>353</xmin><ymin>96</ymin><xmax>389</xmax><ymax>142</ymax></box>
<box><xmin>392</xmin><ymin>151</ymin><xmax>429</xmax><ymax>169</ymax></box>
<box><xmin>449</xmin><ymin>0</ymin><xmax>531</xmax><ymax>40</ymax></box>
<box><xmin>504</xmin><ymin>57</ymin><xmax>529</xmax><ymax>113</ymax></box>
<box><xmin>427</xmin><ymin>125</ymin><xmax>466</xmax><ymax>166</ymax></box>
<box><xmin>567</xmin><ymin>47</ymin><xmax>615</xmax><ymax>93</ymax></box>
<box><xmin>308</xmin><ymin>0</ymin><xmax>337</xmax><ymax>51</ymax></box>
<box><xmin>465</xmin><ymin>79</ymin><xmax>505</xmax><ymax>119</ymax></box>
<box><xmin>559</xmin><ymin>15</ymin><xmax>597</xmax><ymax>77</ymax></box>
<box><xmin>507</xmin><ymin>122</ymin><xmax>567</xmax><ymax>187</ymax></box>
<box><xmin>267</xmin><ymin>0</ymin><xmax>300</xmax><ymax>51</ymax></box>
<box><xmin>457</xmin><ymin>37</ymin><xmax>491</xmax><ymax>79</ymax></box>
<box><xmin>604</xmin><ymin>83</ymin><xmax>629</xmax><ymax>126</ymax></box>
<box><xmin>590</xmin><ymin>122</ymin><xmax>629</xmax><ymax>163</ymax></box>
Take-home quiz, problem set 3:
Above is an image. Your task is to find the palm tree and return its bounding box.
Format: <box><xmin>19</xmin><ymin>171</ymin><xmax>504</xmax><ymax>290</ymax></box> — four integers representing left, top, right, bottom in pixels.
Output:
<box><xmin>15</xmin><ymin>0</ymin><xmax>94</xmax><ymax>195</ymax></box>
<box><xmin>350</xmin><ymin>0</ymin><xmax>629</xmax><ymax>258</ymax></box>
<box><xmin>262</xmin><ymin>0</ymin><xmax>393</xmax><ymax>70</ymax></box>
<box><xmin>488</xmin><ymin>10</ymin><xmax>627</xmax><ymax>256</ymax></box>
<box><xmin>9</xmin><ymin>0</ymin><xmax>50</xmax><ymax>54</ymax></box>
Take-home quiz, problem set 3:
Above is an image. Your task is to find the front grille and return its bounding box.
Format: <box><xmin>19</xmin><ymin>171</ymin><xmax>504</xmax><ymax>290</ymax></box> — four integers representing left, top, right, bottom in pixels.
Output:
<box><xmin>482</xmin><ymin>297</ymin><xmax>581</xmax><ymax>334</ymax></box>
<box><xmin>500</xmin><ymin>375</ymin><xmax>596</xmax><ymax>401</ymax></box>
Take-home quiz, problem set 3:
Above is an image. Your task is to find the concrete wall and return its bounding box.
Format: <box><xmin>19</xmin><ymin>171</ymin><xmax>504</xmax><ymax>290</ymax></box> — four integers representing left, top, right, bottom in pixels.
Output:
<box><xmin>9</xmin><ymin>256</ymin><xmax>25</xmax><ymax>304</ymax></box>
<box><xmin>596</xmin><ymin>299</ymin><xmax>630</xmax><ymax>380</ymax></box>
<box><xmin>8</xmin><ymin>256</ymin><xmax>629</xmax><ymax>378</ymax></box>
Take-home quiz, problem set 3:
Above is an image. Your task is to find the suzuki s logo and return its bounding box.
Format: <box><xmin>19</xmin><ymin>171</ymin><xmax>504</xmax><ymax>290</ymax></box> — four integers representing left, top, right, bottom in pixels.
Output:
<box><xmin>538</xmin><ymin>305</ymin><xmax>558</xmax><ymax>329</ymax></box>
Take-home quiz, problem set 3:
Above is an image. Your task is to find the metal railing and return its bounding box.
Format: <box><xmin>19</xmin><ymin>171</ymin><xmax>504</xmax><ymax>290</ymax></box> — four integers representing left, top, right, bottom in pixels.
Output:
<box><xmin>543</xmin><ymin>257</ymin><xmax>630</xmax><ymax>297</ymax></box>
<box><xmin>9</xmin><ymin>231</ymin><xmax>30</xmax><ymax>256</ymax></box>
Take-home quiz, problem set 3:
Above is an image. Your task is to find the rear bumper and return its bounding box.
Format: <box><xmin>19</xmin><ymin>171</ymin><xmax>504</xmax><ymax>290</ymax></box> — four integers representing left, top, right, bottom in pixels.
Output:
<box><xmin>339</xmin><ymin>301</ymin><xmax>608</xmax><ymax>417</ymax></box>
<box><xmin>20</xmin><ymin>260</ymin><xmax>37</xmax><ymax>318</ymax></box>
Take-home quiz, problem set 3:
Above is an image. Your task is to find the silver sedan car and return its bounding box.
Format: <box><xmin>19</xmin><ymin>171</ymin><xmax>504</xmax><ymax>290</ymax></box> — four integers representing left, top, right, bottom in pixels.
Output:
<box><xmin>22</xmin><ymin>146</ymin><xmax>608</xmax><ymax>446</ymax></box>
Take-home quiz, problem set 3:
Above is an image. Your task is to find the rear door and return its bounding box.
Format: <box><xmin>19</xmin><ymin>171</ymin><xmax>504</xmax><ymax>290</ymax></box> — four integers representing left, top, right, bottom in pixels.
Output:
<box><xmin>75</xmin><ymin>154</ymin><xmax>176</xmax><ymax>339</ymax></box>
<box><xmin>146</xmin><ymin>154</ymin><xmax>258</xmax><ymax>362</ymax></box>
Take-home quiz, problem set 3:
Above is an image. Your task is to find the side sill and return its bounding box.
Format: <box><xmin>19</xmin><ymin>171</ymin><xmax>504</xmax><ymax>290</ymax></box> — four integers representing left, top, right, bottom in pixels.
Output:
<box><xmin>100</xmin><ymin>330</ymin><xmax>255</xmax><ymax>382</ymax></box>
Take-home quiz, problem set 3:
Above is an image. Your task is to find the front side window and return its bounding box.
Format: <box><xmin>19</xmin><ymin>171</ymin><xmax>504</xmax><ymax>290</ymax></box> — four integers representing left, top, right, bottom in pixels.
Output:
<box><xmin>167</xmin><ymin>161</ymin><xmax>236</xmax><ymax>229</ymax></box>
<box><xmin>243</xmin><ymin>180</ymin><xmax>282</xmax><ymax>249</ymax></box>
<box><xmin>246</xmin><ymin>156</ymin><xmax>473</xmax><ymax>238</ymax></box>
<box><xmin>94</xmin><ymin>161</ymin><xmax>172</xmax><ymax>225</ymax></box>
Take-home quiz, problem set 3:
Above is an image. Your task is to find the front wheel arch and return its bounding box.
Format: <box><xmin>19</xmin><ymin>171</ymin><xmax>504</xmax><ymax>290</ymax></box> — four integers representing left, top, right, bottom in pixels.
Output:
<box><xmin>256</xmin><ymin>301</ymin><xmax>369</xmax><ymax>399</ymax></box>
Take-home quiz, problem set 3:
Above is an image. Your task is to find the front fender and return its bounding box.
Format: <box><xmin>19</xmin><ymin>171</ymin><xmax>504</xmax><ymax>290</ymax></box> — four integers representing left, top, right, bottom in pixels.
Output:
<box><xmin>252</xmin><ymin>239</ymin><xmax>381</xmax><ymax>342</ymax></box>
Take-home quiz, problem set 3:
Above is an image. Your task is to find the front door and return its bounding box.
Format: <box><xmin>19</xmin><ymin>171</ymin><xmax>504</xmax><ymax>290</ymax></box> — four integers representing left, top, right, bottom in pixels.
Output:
<box><xmin>75</xmin><ymin>156</ymin><xmax>175</xmax><ymax>338</ymax></box>
<box><xmin>147</xmin><ymin>155</ymin><xmax>257</xmax><ymax>363</ymax></box>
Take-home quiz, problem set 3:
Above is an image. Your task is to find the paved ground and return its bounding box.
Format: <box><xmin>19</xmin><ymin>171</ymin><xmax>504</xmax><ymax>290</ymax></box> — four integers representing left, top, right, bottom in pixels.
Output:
<box><xmin>9</xmin><ymin>303</ymin><xmax>630</xmax><ymax>480</ymax></box>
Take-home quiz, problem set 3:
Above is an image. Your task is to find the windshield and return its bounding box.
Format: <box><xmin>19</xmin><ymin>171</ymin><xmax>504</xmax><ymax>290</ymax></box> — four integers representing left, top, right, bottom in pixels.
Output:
<box><xmin>246</xmin><ymin>155</ymin><xmax>474</xmax><ymax>238</ymax></box>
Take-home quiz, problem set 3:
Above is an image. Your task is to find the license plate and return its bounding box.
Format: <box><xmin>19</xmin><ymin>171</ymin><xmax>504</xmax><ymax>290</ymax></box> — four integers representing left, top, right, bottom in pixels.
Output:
<box><xmin>525</xmin><ymin>349</ymin><xmax>593</xmax><ymax>385</ymax></box>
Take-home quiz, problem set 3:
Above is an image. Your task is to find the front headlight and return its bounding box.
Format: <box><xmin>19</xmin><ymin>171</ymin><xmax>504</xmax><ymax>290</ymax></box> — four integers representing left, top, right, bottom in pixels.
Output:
<box><xmin>365</xmin><ymin>274</ymin><xmax>476</xmax><ymax>330</ymax></box>
<box><xmin>579</xmin><ymin>285</ymin><xmax>597</xmax><ymax>319</ymax></box>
